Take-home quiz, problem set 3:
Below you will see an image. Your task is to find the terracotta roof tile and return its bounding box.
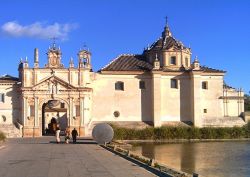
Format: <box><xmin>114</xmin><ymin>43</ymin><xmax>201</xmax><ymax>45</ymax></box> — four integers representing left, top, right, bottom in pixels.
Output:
<box><xmin>200</xmin><ymin>66</ymin><xmax>226</xmax><ymax>73</ymax></box>
<box><xmin>0</xmin><ymin>74</ymin><xmax>19</xmax><ymax>82</ymax></box>
<box><xmin>100</xmin><ymin>55</ymin><xmax>153</xmax><ymax>71</ymax></box>
<box><xmin>148</xmin><ymin>36</ymin><xmax>187</xmax><ymax>51</ymax></box>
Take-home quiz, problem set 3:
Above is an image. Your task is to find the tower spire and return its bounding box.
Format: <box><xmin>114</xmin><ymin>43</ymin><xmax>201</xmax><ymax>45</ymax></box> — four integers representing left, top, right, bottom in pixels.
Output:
<box><xmin>50</xmin><ymin>37</ymin><xmax>58</xmax><ymax>49</ymax></box>
<box><xmin>165</xmin><ymin>16</ymin><xmax>168</xmax><ymax>27</ymax></box>
<box><xmin>69</xmin><ymin>57</ymin><xmax>74</xmax><ymax>68</ymax></box>
<box><xmin>162</xmin><ymin>16</ymin><xmax>172</xmax><ymax>38</ymax></box>
<box><xmin>34</xmin><ymin>48</ymin><xmax>39</xmax><ymax>68</ymax></box>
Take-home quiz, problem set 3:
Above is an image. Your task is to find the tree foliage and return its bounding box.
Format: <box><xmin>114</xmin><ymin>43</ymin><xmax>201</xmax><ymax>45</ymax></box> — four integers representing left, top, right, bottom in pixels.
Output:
<box><xmin>245</xmin><ymin>93</ymin><xmax>250</xmax><ymax>111</ymax></box>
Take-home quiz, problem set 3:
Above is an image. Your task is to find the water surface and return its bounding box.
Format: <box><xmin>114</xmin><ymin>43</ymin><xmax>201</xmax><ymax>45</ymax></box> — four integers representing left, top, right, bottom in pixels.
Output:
<box><xmin>130</xmin><ymin>141</ymin><xmax>250</xmax><ymax>177</ymax></box>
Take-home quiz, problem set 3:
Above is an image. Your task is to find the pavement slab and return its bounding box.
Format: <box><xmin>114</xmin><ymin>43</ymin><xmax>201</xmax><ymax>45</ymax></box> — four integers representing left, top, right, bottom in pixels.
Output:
<box><xmin>0</xmin><ymin>137</ymin><xmax>157</xmax><ymax>177</ymax></box>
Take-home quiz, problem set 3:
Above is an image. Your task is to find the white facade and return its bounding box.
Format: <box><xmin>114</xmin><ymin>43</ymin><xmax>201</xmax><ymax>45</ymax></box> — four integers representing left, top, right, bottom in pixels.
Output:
<box><xmin>0</xmin><ymin>23</ymin><xmax>245</xmax><ymax>137</ymax></box>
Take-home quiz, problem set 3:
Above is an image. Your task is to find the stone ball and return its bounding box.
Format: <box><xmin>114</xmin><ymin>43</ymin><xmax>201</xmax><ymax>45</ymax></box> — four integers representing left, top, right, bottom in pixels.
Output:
<box><xmin>92</xmin><ymin>123</ymin><xmax>114</xmax><ymax>144</ymax></box>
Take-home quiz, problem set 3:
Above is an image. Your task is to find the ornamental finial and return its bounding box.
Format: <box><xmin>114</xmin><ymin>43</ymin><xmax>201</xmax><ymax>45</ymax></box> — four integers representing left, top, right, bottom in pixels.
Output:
<box><xmin>165</xmin><ymin>16</ymin><xmax>168</xmax><ymax>27</ymax></box>
<box><xmin>155</xmin><ymin>53</ymin><xmax>158</xmax><ymax>61</ymax></box>
<box><xmin>50</xmin><ymin>37</ymin><xmax>58</xmax><ymax>49</ymax></box>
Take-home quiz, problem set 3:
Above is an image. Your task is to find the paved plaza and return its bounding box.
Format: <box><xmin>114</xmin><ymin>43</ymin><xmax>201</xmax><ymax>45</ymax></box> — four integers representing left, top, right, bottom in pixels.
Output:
<box><xmin>0</xmin><ymin>137</ymin><xmax>156</xmax><ymax>177</ymax></box>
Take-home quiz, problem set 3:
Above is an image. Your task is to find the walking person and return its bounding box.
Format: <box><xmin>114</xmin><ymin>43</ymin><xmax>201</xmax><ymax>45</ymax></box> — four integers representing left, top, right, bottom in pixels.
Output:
<box><xmin>65</xmin><ymin>127</ymin><xmax>70</xmax><ymax>144</ymax></box>
<box><xmin>55</xmin><ymin>127</ymin><xmax>61</xmax><ymax>144</ymax></box>
<box><xmin>71</xmin><ymin>128</ymin><xmax>78</xmax><ymax>144</ymax></box>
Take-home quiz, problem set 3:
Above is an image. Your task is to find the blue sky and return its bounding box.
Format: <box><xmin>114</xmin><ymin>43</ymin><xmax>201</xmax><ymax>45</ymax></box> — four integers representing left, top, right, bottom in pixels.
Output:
<box><xmin>0</xmin><ymin>0</ymin><xmax>249</xmax><ymax>93</ymax></box>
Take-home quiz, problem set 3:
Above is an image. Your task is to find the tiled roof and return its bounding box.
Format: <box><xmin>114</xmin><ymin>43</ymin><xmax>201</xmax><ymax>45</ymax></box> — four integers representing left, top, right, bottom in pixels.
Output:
<box><xmin>100</xmin><ymin>55</ymin><xmax>225</xmax><ymax>73</ymax></box>
<box><xmin>161</xmin><ymin>66</ymin><xmax>225</xmax><ymax>73</ymax></box>
<box><xmin>148</xmin><ymin>36</ymin><xmax>187</xmax><ymax>51</ymax></box>
<box><xmin>223</xmin><ymin>83</ymin><xmax>235</xmax><ymax>90</ymax></box>
<box><xmin>0</xmin><ymin>74</ymin><xmax>19</xmax><ymax>82</ymax></box>
<box><xmin>200</xmin><ymin>66</ymin><xmax>226</xmax><ymax>73</ymax></box>
<box><xmin>100</xmin><ymin>54</ymin><xmax>153</xmax><ymax>71</ymax></box>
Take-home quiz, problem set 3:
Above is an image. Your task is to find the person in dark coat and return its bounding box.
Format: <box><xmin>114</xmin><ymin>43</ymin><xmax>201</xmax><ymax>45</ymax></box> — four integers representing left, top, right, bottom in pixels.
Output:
<box><xmin>71</xmin><ymin>128</ymin><xmax>78</xmax><ymax>144</ymax></box>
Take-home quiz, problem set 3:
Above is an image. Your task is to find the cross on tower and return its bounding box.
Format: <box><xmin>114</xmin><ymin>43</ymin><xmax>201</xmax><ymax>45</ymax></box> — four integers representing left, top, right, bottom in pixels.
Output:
<box><xmin>165</xmin><ymin>16</ymin><xmax>168</xmax><ymax>26</ymax></box>
<box><xmin>82</xmin><ymin>42</ymin><xmax>90</xmax><ymax>51</ymax></box>
<box><xmin>50</xmin><ymin>37</ymin><xmax>58</xmax><ymax>48</ymax></box>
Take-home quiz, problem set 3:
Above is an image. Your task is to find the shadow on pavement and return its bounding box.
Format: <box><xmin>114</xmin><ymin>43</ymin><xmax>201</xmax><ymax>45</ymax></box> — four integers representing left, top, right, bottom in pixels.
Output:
<box><xmin>49</xmin><ymin>141</ymin><xmax>97</xmax><ymax>144</ymax></box>
<box><xmin>101</xmin><ymin>145</ymin><xmax>171</xmax><ymax>177</ymax></box>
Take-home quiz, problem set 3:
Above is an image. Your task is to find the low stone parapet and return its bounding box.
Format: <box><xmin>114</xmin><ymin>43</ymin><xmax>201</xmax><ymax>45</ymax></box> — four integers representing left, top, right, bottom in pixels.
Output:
<box><xmin>0</xmin><ymin>124</ymin><xmax>22</xmax><ymax>138</ymax></box>
<box><xmin>202</xmin><ymin>116</ymin><xmax>246</xmax><ymax>127</ymax></box>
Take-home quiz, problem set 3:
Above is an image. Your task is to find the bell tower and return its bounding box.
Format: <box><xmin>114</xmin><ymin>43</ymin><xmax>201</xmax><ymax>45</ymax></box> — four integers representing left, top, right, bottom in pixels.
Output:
<box><xmin>45</xmin><ymin>39</ymin><xmax>64</xmax><ymax>68</ymax></box>
<box><xmin>78</xmin><ymin>49</ymin><xmax>91</xmax><ymax>69</ymax></box>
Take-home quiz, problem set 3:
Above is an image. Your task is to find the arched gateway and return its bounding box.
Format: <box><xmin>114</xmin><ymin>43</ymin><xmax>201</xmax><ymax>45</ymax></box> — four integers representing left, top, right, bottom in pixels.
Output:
<box><xmin>19</xmin><ymin>45</ymin><xmax>92</xmax><ymax>137</ymax></box>
<box><xmin>41</xmin><ymin>99</ymin><xmax>68</xmax><ymax>135</ymax></box>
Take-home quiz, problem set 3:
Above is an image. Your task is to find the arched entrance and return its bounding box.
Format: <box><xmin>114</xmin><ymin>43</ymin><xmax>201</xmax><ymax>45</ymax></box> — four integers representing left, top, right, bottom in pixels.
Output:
<box><xmin>42</xmin><ymin>100</ymin><xmax>68</xmax><ymax>135</ymax></box>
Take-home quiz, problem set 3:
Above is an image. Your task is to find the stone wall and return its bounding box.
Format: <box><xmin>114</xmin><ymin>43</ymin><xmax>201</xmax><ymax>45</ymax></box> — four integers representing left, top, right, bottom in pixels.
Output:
<box><xmin>92</xmin><ymin>73</ymin><xmax>153</xmax><ymax>123</ymax></box>
<box><xmin>0</xmin><ymin>83</ymin><xmax>21</xmax><ymax>125</ymax></box>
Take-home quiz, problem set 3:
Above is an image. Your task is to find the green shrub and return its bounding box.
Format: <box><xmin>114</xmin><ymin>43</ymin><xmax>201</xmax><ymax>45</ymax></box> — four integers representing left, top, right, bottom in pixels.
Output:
<box><xmin>137</xmin><ymin>127</ymin><xmax>154</xmax><ymax>140</ymax></box>
<box><xmin>112</xmin><ymin>124</ymin><xmax>249</xmax><ymax>140</ymax></box>
<box><xmin>0</xmin><ymin>131</ymin><xmax>6</xmax><ymax>141</ymax></box>
<box><xmin>187</xmin><ymin>127</ymin><xmax>201</xmax><ymax>139</ymax></box>
<box><xmin>243</xmin><ymin>121</ymin><xmax>250</xmax><ymax>138</ymax></box>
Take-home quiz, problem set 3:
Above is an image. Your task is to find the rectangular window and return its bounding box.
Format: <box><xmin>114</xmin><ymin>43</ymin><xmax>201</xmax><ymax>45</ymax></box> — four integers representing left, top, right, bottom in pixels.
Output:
<box><xmin>115</xmin><ymin>81</ymin><xmax>124</xmax><ymax>91</ymax></box>
<box><xmin>202</xmin><ymin>81</ymin><xmax>208</xmax><ymax>89</ymax></box>
<box><xmin>0</xmin><ymin>93</ymin><xmax>4</xmax><ymax>103</ymax></box>
<box><xmin>170</xmin><ymin>56</ymin><xmax>176</xmax><ymax>65</ymax></box>
<box><xmin>204</xmin><ymin>109</ymin><xmax>207</xmax><ymax>113</ymax></box>
<box><xmin>171</xmin><ymin>79</ymin><xmax>178</xmax><ymax>89</ymax></box>
<box><xmin>61</xmin><ymin>103</ymin><xmax>65</xmax><ymax>108</ymax></box>
<box><xmin>139</xmin><ymin>81</ymin><xmax>145</xmax><ymax>89</ymax></box>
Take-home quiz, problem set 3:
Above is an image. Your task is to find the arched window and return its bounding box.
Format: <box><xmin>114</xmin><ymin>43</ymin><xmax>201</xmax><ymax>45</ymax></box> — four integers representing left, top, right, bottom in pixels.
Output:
<box><xmin>115</xmin><ymin>81</ymin><xmax>124</xmax><ymax>91</ymax></box>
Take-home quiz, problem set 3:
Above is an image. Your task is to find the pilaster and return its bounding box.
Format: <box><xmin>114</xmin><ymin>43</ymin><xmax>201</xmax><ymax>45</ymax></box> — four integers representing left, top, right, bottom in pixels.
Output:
<box><xmin>69</xmin><ymin>97</ymin><xmax>73</xmax><ymax>126</ymax></box>
<box><xmin>152</xmin><ymin>72</ymin><xmax>162</xmax><ymax>127</ymax></box>
<box><xmin>83</xmin><ymin>96</ymin><xmax>91</xmax><ymax>126</ymax></box>
<box><xmin>191</xmin><ymin>71</ymin><xmax>202</xmax><ymax>127</ymax></box>
<box><xmin>80</xmin><ymin>97</ymin><xmax>84</xmax><ymax>126</ymax></box>
<box><xmin>34</xmin><ymin>97</ymin><xmax>39</xmax><ymax>127</ymax></box>
<box><xmin>23</xmin><ymin>97</ymin><xmax>28</xmax><ymax>126</ymax></box>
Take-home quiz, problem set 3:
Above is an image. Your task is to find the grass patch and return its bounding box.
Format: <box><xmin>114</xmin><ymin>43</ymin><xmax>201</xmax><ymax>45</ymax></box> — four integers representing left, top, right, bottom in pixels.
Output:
<box><xmin>111</xmin><ymin>122</ymin><xmax>250</xmax><ymax>140</ymax></box>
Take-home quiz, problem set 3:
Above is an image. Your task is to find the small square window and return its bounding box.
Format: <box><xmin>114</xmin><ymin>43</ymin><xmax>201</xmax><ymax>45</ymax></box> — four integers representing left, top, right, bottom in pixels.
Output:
<box><xmin>139</xmin><ymin>81</ymin><xmax>145</xmax><ymax>89</ymax></box>
<box><xmin>204</xmin><ymin>109</ymin><xmax>207</xmax><ymax>113</ymax></box>
<box><xmin>115</xmin><ymin>81</ymin><xmax>124</xmax><ymax>91</ymax></box>
<box><xmin>202</xmin><ymin>81</ymin><xmax>208</xmax><ymax>89</ymax></box>
<box><xmin>170</xmin><ymin>56</ymin><xmax>176</xmax><ymax>65</ymax></box>
<box><xmin>61</xmin><ymin>103</ymin><xmax>65</xmax><ymax>108</ymax></box>
<box><xmin>171</xmin><ymin>79</ymin><xmax>178</xmax><ymax>89</ymax></box>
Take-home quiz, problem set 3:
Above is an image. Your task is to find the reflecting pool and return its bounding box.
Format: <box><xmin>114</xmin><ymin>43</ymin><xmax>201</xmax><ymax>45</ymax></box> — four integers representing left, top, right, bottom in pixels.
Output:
<box><xmin>130</xmin><ymin>141</ymin><xmax>250</xmax><ymax>177</ymax></box>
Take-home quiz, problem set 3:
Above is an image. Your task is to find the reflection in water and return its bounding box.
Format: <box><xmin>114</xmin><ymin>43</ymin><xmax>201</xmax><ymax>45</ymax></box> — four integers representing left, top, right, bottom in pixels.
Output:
<box><xmin>130</xmin><ymin>142</ymin><xmax>250</xmax><ymax>177</ymax></box>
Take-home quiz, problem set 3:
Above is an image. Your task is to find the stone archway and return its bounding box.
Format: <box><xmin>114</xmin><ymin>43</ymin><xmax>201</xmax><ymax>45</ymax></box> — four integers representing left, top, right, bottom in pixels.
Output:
<box><xmin>39</xmin><ymin>97</ymin><xmax>70</xmax><ymax>136</ymax></box>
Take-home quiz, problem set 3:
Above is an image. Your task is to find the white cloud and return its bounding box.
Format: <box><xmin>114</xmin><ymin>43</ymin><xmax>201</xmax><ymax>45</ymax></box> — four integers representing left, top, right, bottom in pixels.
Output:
<box><xmin>1</xmin><ymin>21</ymin><xmax>78</xmax><ymax>40</ymax></box>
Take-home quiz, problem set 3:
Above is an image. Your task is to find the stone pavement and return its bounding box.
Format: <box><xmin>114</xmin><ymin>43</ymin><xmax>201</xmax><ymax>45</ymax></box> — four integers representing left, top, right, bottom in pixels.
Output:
<box><xmin>0</xmin><ymin>137</ymin><xmax>156</xmax><ymax>177</ymax></box>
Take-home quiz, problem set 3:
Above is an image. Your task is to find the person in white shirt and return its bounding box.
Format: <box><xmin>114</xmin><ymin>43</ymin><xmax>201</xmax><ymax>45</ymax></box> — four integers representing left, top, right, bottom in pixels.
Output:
<box><xmin>55</xmin><ymin>127</ymin><xmax>61</xmax><ymax>144</ymax></box>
